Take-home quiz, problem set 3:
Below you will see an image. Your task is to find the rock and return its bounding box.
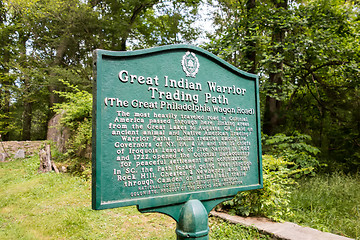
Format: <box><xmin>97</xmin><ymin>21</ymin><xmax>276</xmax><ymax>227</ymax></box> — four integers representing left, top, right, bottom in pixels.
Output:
<box><xmin>77</xmin><ymin>143</ymin><xmax>92</xmax><ymax>159</ymax></box>
<box><xmin>47</xmin><ymin>112</ymin><xmax>92</xmax><ymax>159</ymax></box>
<box><xmin>14</xmin><ymin>149</ymin><xmax>25</xmax><ymax>159</ymax></box>
<box><xmin>0</xmin><ymin>153</ymin><xmax>9</xmax><ymax>162</ymax></box>
<box><xmin>60</xmin><ymin>166</ymin><xmax>67</xmax><ymax>173</ymax></box>
<box><xmin>47</xmin><ymin>112</ymin><xmax>71</xmax><ymax>153</ymax></box>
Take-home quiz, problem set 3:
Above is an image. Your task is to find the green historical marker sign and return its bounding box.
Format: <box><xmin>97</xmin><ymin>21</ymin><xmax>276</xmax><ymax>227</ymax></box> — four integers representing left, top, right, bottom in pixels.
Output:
<box><xmin>92</xmin><ymin>45</ymin><xmax>262</xmax><ymax>215</ymax></box>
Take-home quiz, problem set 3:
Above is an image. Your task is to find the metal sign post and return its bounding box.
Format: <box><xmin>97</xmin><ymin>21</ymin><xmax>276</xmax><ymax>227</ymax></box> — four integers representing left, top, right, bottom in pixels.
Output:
<box><xmin>92</xmin><ymin>45</ymin><xmax>262</xmax><ymax>239</ymax></box>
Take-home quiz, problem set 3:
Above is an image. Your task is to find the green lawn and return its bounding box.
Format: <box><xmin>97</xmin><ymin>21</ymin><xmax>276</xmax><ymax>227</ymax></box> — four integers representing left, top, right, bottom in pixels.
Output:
<box><xmin>2</xmin><ymin>155</ymin><xmax>359</xmax><ymax>239</ymax></box>
<box><xmin>0</xmin><ymin>157</ymin><xmax>175</xmax><ymax>239</ymax></box>
<box><xmin>286</xmin><ymin>173</ymin><xmax>360</xmax><ymax>239</ymax></box>
<box><xmin>0</xmin><ymin>156</ymin><xmax>270</xmax><ymax>240</ymax></box>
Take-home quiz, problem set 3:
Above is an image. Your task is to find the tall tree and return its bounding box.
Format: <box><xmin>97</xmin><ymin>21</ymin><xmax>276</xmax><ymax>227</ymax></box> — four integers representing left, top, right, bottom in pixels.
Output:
<box><xmin>0</xmin><ymin>0</ymin><xmax>13</xmax><ymax>140</ymax></box>
<box><xmin>95</xmin><ymin>0</ymin><xmax>201</xmax><ymax>50</ymax></box>
<box><xmin>2</xmin><ymin>0</ymin><xmax>202</xmax><ymax>140</ymax></box>
<box><xmin>283</xmin><ymin>0</ymin><xmax>360</xmax><ymax>171</ymax></box>
<box><xmin>262</xmin><ymin>0</ymin><xmax>288</xmax><ymax>135</ymax></box>
<box><xmin>206</xmin><ymin>0</ymin><xmax>360</xmax><ymax>171</ymax></box>
<box><xmin>244</xmin><ymin>0</ymin><xmax>257</xmax><ymax>73</ymax></box>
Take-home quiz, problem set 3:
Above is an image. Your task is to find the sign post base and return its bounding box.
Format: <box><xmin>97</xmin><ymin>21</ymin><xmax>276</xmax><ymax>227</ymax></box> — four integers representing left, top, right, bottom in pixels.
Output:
<box><xmin>138</xmin><ymin>197</ymin><xmax>233</xmax><ymax>239</ymax></box>
<box><xmin>176</xmin><ymin>200</ymin><xmax>209</xmax><ymax>240</ymax></box>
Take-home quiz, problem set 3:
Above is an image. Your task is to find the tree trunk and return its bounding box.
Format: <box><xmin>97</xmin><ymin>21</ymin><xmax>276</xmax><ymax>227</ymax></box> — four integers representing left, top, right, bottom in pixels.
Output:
<box><xmin>263</xmin><ymin>0</ymin><xmax>287</xmax><ymax>135</ymax></box>
<box><xmin>19</xmin><ymin>32</ymin><xmax>33</xmax><ymax>140</ymax></box>
<box><xmin>244</xmin><ymin>0</ymin><xmax>257</xmax><ymax>74</ymax></box>
<box><xmin>38</xmin><ymin>144</ymin><xmax>59</xmax><ymax>173</ymax></box>
<box><xmin>49</xmin><ymin>37</ymin><xmax>69</xmax><ymax>109</ymax></box>
<box><xmin>1</xmin><ymin>1</ymin><xmax>11</xmax><ymax>141</ymax></box>
<box><xmin>39</xmin><ymin>144</ymin><xmax>52</xmax><ymax>173</ymax></box>
<box><xmin>119</xmin><ymin>3</ymin><xmax>152</xmax><ymax>51</ymax></box>
<box><xmin>22</xmin><ymin>99</ymin><xmax>32</xmax><ymax>141</ymax></box>
<box><xmin>0</xmin><ymin>51</ymin><xmax>10</xmax><ymax>141</ymax></box>
<box><xmin>47</xmin><ymin>36</ymin><xmax>69</xmax><ymax>132</ymax></box>
<box><xmin>263</xmin><ymin>95</ymin><xmax>281</xmax><ymax>135</ymax></box>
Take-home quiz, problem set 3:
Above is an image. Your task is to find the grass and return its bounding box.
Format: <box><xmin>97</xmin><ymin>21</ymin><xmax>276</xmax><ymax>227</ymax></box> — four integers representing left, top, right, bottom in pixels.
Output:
<box><xmin>209</xmin><ymin>218</ymin><xmax>273</xmax><ymax>240</ymax></box>
<box><xmin>6</xmin><ymin>154</ymin><xmax>357</xmax><ymax>239</ymax></box>
<box><xmin>286</xmin><ymin>172</ymin><xmax>360</xmax><ymax>239</ymax></box>
<box><xmin>0</xmin><ymin>155</ymin><xmax>270</xmax><ymax>240</ymax></box>
<box><xmin>0</xmin><ymin>156</ymin><xmax>175</xmax><ymax>240</ymax></box>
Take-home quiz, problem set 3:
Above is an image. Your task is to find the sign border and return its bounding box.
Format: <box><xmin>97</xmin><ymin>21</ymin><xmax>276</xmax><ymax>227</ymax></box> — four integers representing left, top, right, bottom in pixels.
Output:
<box><xmin>92</xmin><ymin>44</ymin><xmax>262</xmax><ymax>210</ymax></box>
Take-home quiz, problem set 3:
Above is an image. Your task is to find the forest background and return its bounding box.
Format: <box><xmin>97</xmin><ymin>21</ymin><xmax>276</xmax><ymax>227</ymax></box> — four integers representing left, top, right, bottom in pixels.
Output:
<box><xmin>0</xmin><ymin>0</ymin><xmax>359</xmax><ymax>174</ymax></box>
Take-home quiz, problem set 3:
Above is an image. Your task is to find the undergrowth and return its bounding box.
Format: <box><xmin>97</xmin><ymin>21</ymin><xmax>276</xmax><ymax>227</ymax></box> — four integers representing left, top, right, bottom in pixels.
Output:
<box><xmin>286</xmin><ymin>172</ymin><xmax>360</xmax><ymax>239</ymax></box>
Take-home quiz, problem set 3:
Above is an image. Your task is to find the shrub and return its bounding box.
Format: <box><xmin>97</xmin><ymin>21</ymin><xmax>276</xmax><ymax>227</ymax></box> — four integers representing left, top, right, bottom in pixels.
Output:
<box><xmin>221</xmin><ymin>155</ymin><xmax>316</xmax><ymax>221</ymax></box>
<box><xmin>262</xmin><ymin>132</ymin><xmax>321</xmax><ymax>177</ymax></box>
